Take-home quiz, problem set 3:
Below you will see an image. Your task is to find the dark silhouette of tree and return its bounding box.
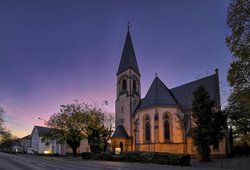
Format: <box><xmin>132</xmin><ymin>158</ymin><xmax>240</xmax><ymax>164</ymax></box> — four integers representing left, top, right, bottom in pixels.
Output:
<box><xmin>226</xmin><ymin>0</ymin><xmax>250</xmax><ymax>146</ymax></box>
<box><xmin>191</xmin><ymin>86</ymin><xmax>227</xmax><ymax>161</ymax></box>
<box><xmin>225</xmin><ymin>92</ymin><xmax>250</xmax><ymax>145</ymax></box>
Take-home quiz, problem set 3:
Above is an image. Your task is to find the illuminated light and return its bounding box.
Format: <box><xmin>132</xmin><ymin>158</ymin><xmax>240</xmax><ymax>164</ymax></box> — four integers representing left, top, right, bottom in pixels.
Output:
<box><xmin>44</xmin><ymin>151</ymin><xmax>50</xmax><ymax>154</ymax></box>
<box><xmin>115</xmin><ymin>148</ymin><xmax>121</xmax><ymax>155</ymax></box>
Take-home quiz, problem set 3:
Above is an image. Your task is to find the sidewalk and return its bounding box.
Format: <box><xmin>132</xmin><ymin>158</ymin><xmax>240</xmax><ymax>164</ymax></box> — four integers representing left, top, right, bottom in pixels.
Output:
<box><xmin>22</xmin><ymin>153</ymin><xmax>250</xmax><ymax>170</ymax></box>
<box><xmin>191</xmin><ymin>157</ymin><xmax>250</xmax><ymax>170</ymax></box>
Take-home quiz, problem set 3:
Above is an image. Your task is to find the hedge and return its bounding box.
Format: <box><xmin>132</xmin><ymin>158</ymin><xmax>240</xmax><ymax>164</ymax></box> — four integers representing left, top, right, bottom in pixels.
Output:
<box><xmin>81</xmin><ymin>151</ymin><xmax>190</xmax><ymax>166</ymax></box>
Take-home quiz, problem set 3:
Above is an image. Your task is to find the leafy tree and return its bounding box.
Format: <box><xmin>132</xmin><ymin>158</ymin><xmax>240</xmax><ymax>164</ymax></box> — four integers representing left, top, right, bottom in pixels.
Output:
<box><xmin>66</xmin><ymin>128</ymin><xmax>85</xmax><ymax>156</ymax></box>
<box><xmin>191</xmin><ymin>86</ymin><xmax>227</xmax><ymax>161</ymax></box>
<box><xmin>226</xmin><ymin>0</ymin><xmax>250</xmax><ymax>146</ymax></box>
<box><xmin>46</xmin><ymin>101</ymin><xmax>114</xmax><ymax>155</ymax></box>
<box><xmin>46</xmin><ymin>102</ymin><xmax>88</xmax><ymax>156</ymax></box>
<box><xmin>100</xmin><ymin>114</ymin><xmax>114</xmax><ymax>151</ymax></box>
<box><xmin>85</xmin><ymin>104</ymin><xmax>114</xmax><ymax>152</ymax></box>
<box><xmin>0</xmin><ymin>130</ymin><xmax>13</xmax><ymax>152</ymax></box>
<box><xmin>226</xmin><ymin>0</ymin><xmax>250</xmax><ymax>116</ymax></box>
<box><xmin>225</xmin><ymin>92</ymin><xmax>250</xmax><ymax>145</ymax></box>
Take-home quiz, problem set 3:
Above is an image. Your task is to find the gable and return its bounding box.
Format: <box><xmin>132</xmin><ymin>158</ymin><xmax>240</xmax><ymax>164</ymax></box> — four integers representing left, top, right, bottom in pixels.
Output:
<box><xmin>139</xmin><ymin>76</ymin><xmax>178</xmax><ymax>109</ymax></box>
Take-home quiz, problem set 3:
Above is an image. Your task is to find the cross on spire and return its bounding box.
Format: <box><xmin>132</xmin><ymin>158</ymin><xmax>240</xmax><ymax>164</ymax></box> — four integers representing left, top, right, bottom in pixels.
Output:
<box><xmin>127</xmin><ymin>21</ymin><xmax>130</xmax><ymax>30</ymax></box>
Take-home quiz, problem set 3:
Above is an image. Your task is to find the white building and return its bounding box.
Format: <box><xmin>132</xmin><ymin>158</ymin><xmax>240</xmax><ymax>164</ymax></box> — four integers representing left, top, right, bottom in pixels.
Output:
<box><xmin>31</xmin><ymin>126</ymin><xmax>62</xmax><ymax>155</ymax></box>
<box><xmin>30</xmin><ymin>126</ymin><xmax>90</xmax><ymax>155</ymax></box>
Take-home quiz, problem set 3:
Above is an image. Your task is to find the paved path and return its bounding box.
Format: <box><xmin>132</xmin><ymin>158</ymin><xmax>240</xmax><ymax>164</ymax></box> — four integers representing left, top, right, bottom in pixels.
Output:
<box><xmin>191</xmin><ymin>157</ymin><xmax>250</xmax><ymax>170</ymax></box>
<box><xmin>0</xmin><ymin>152</ymin><xmax>249</xmax><ymax>170</ymax></box>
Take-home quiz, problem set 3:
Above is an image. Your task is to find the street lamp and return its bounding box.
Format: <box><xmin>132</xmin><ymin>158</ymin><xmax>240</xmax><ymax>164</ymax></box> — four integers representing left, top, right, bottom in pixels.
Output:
<box><xmin>36</xmin><ymin>117</ymin><xmax>47</xmax><ymax>125</ymax></box>
<box><xmin>36</xmin><ymin>117</ymin><xmax>54</xmax><ymax>159</ymax></box>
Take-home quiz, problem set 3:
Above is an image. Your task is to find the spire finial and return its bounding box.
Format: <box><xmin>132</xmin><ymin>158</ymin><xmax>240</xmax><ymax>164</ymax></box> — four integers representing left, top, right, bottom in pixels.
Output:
<box><xmin>155</xmin><ymin>73</ymin><xmax>158</xmax><ymax>77</ymax></box>
<box><xmin>127</xmin><ymin>21</ymin><xmax>130</xmax><ymax>30</ymax></box>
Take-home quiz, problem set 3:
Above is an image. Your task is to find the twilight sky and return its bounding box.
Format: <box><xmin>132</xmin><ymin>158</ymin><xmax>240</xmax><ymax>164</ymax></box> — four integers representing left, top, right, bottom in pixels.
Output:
<box><xmin>0</xmin><ymin>0</ymin><xmax>232</xmax><ymax>138</ymax></box>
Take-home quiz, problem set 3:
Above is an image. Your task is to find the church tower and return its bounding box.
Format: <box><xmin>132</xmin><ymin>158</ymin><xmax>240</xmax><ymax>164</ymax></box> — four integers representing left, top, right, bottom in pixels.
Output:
<box><xmin>115</xmin><ymin>28</ymin><xmax>141</xmax><ymax>136</ymax></box>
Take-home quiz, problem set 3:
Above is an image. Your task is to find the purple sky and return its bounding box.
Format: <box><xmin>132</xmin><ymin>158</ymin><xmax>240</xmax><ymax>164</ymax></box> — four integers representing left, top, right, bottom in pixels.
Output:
<box><xmin>0</xmin><ymin>0</ymin><xmax>232</xmax><ymax>137</ymax></box>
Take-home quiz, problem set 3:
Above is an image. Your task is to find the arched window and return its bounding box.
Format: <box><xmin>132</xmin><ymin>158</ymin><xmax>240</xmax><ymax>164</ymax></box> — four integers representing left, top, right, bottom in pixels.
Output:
<box><xmin>154</xmin><ymin>113</ymin><xmax>158</xmax><ymax>121</ymax></box>
<box><xmin>119</xmin><ymin>142</ymin><xmax>123</xmax><ymax>153</ymax></box>
<box><xmin>164</xmin><ymin>114</ymin><xmax>170</xmax><ymax>141</ymax></box>
<box><xmin>122</xmin><ymin>79</ymin><xmax>127</xmax><ymax>90</ymax></box>
<box><xmin>144</xmin><ymin>116</ymin><xmax>151</xmax><ymax>142</ymax></box>
<box><xmin>113</xmin><ymin>141</ymin><xmax>117</xmax><ymax>152</ymax></box>
<box><xmin>133</xmin><ymin>79</ymin><xmax>136</xmax><ymax>92</ymax></box>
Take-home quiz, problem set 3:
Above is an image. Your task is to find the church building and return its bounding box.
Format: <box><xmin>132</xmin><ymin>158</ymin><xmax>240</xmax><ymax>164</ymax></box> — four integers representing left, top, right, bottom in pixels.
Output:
<box><xmin>111</xmin><ymin>29</ymin><xmax>228</xmax><ymax>156</ymax></box>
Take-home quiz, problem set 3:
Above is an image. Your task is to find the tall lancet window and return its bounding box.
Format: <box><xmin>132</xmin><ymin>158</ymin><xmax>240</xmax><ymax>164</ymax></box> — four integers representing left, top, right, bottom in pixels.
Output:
<box><xmin>133</xmin><ymin>79</ymin><xmax>136</xmax><ymax>92</ymax></box>
<box><xmin>144</xmin><ymin>115</ymin><xmax>151</xmax><ymax>142</ymax></box>
<box><xmin>164</xmin><ymin>114</ymin><xmax>170</xmax><ymax>141</ymax></box>
<box><xmin>122</xmin><ymin>79</ymin><xmax>127</xmax><ymax>90</ymax></box>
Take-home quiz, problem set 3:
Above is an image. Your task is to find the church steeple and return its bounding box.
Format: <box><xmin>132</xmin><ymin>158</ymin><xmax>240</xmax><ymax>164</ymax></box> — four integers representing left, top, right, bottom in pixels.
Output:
<box><xmin>114</xmin><ymin>28</ymin><xmax>141</xmax><ymax>137</ymax></box>
<box><xmin>117</xmin><ymin>30</ymin><xmax>140</xmax><ymax>76</ymax></box>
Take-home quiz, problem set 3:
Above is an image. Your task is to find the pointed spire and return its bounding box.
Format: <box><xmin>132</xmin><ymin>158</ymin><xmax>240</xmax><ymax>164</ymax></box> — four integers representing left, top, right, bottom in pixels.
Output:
<box><xmin>117</xmin><ymin>27</ymin><xmax>140</xmax><ymax>75</ymax></box>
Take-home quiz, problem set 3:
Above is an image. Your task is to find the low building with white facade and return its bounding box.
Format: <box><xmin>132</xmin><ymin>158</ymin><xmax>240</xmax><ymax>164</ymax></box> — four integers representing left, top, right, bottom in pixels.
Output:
<box><xmin>31</xmin><ymin>126</ymin><xmax>63</xmax><ymax>155</ymax></box>
<box><xmin>20</xmin><ymin>134</ymin><xmax>31</xmax><ymax>153</ymax></box>
<box><xmin>30</xmin><ymin>126</ymin><xmax>90</xmax><ymax>155</ymax></box>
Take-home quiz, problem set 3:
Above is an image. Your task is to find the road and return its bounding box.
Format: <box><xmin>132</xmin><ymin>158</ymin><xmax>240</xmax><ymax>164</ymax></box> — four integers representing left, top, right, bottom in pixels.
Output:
<box><xmin>0</xmin><ymin>152</ymin><xmax>249</xmax><ymax>170</ymax></box>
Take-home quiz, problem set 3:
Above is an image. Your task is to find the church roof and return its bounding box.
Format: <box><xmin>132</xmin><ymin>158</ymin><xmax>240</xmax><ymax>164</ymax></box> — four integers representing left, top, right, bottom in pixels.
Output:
<box><xmin>112</xmin><ymin>125</ymin><xmax>129</xmax><ymax>138</ymax></box>
<box><xmin>139</xmin><ymin>76</ymin><xmax>178</xmax><ymax>109</ymax></box>
<box><xmin>170</xmin><ymin>72</ymin><xmax>220</xmax><ymax>111</ymax></box>
<box><xmin>117</xmin><ymin>31</ymin><xmax>140</xmax><ymax>75</ymax></box>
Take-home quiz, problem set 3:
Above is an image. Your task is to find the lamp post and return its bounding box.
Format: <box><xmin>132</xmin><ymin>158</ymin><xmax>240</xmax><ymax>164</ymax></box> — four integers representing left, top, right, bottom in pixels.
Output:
<box><xmin>36</xmin><ymin>117</ymin><xmax>54</xmax><ymax>159</ymax></box>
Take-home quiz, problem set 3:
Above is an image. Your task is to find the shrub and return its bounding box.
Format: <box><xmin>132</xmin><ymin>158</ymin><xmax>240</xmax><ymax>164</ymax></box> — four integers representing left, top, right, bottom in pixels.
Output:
<box><xmin>81</xmin><ymin>151</ymin><xmax>190</xmax><ymax>166</ymax></box>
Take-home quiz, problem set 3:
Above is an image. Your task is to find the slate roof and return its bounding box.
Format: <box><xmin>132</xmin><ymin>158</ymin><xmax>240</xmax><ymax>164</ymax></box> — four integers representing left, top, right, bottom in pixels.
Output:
<box><xmin>21</xmin><ymin>134</ymin><xmax>31</xmax><ymax>140</ymax></box>
<box><xmin>34</xmin><ymin>126</ymin><xmax>55</xmax><ymax>136</ymax></box>
<box><xmin>112</xmin><ymin>125</ymin><xmax>129</xmax><ymax>138</ymax></box>
<box><xmin>117</xmin><ymin>31</ymin><xmax>140</xmax><ymax>75</ymax></box>
<box><xmin>139</xmin><ymin>76</ymin><xmax>178</xmax><ymax>109</ymax></box>
<box><xmin>170</xmin><ymin>72</ymin><xmax>220</xmax><ymax>111</ymax></box>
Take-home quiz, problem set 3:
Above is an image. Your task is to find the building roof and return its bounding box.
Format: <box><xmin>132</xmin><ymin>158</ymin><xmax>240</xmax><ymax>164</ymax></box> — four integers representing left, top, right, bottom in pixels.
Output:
<box><xmin>170</xmin><ymin>71</ymin><xmax>220</xmax><ymax>111</ymax></box>
<box><xmin>117</xmin><ymin>30</ymin><xmax>140</xmax><ymax>75</ymax></box>
<box><xmin>139</xmin><ymin>76</ymin><xmax>178</xmax><ymax>109</ymax></box>
<box><xmin>112</xmin><ymin>125</ymin><xmax>129</xmax><ymax>138</ymax></box>
<box><xmin>34</xmin><ymin>126</ymin><xmax>55</xmax><ymax>136</ymax></box>
<box><xmin>21</xmin><ymin>134</ymin><xmax>31</xmax><ymax>140</ymax></box>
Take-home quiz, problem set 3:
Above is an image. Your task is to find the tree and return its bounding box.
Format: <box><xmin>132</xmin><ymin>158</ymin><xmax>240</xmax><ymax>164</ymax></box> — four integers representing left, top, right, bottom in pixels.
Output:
<box><xmin>0</xmin><ymin>107</ymin><xmax>5</xmax><ymax>135</ymax></box>
<box><xmin>0</xmin><ymin>130</ymin><xmax>13</xmax><ymax>152</ymax></box>
<box><xmin>46</xmin><ymin>101</ymin><xmax>114</xmax><ymax>155</ymax></box>
<box><xmin>46</xmin><ymin>102</ymin><xmax>88</xmax><ymax>156</ymax></box>
<box><xmin>85</xmin><ymin>104</ymin><xmax>114</xmax><ymax>153</ymax></box>
<box><xmin>100</xmin><ymin>114</ymin><xmax>114</xmax><ymax>151</ymax></box>
<box><xmin>191</xmin><ymin>86</ymin><xmax>227</xmax><ymax>161</ymax></box>
<box><xmin>226</xmin><ymin>0</ymin><xmax>250</xmax><ymax>115</ymax></box>
<box><xmin>225</xmin><ymin>92</ymin><xmax>250</xmax><ymax>145</ymax></box>
<box><xmin>226</xmin><ymin>0</ymin><xmax>250</xmax><ymax>146</ymax></box>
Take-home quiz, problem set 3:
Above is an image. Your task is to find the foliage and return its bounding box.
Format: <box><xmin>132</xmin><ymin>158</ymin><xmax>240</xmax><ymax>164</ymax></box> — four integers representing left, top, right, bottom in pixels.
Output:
<box><xmin>225</xmin><ymin>92</ymin><xmax>250</xmax><ymax>146</ymax></box>
<box><xmin>226</xmin><ymin>0</ymin><xmax>250</xmax><ymax>65</ymax></box>
<box><xmin>46</xmin><ymin>101</ymin><xmax>114</xmax><ymax>155</ymax></box>
<box><xmin>86</xmin><ymin>107</ymin><xmax>114</xmax><ymax>153</ymax></box>
<box><xmin>0</xmin><ymin>107</ymin><xmax>5</xmax><ymax>135</ymax></box>
<box><xmin>81</xmin><ymin>151</ymin><xmax>190</xmax><ymax>166</ymax></box>
<box><xmin>0</xmin><ymin>130</ymin><xmax>13</xmax><ymax>152</ymax></box>
<box><xmin>46</xmin><ymin>102</ymin><xmax>89</xmax><ymax>156</ymax></box>
<box><xmin>226</xmin><ymin>0</ymin><xmax>250</xmax><ymax>147</ymax></box>
<box><xmin>191</xmin><ymin>86</ymin><xmax>227</xmax><ymax>161</ymax></box>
